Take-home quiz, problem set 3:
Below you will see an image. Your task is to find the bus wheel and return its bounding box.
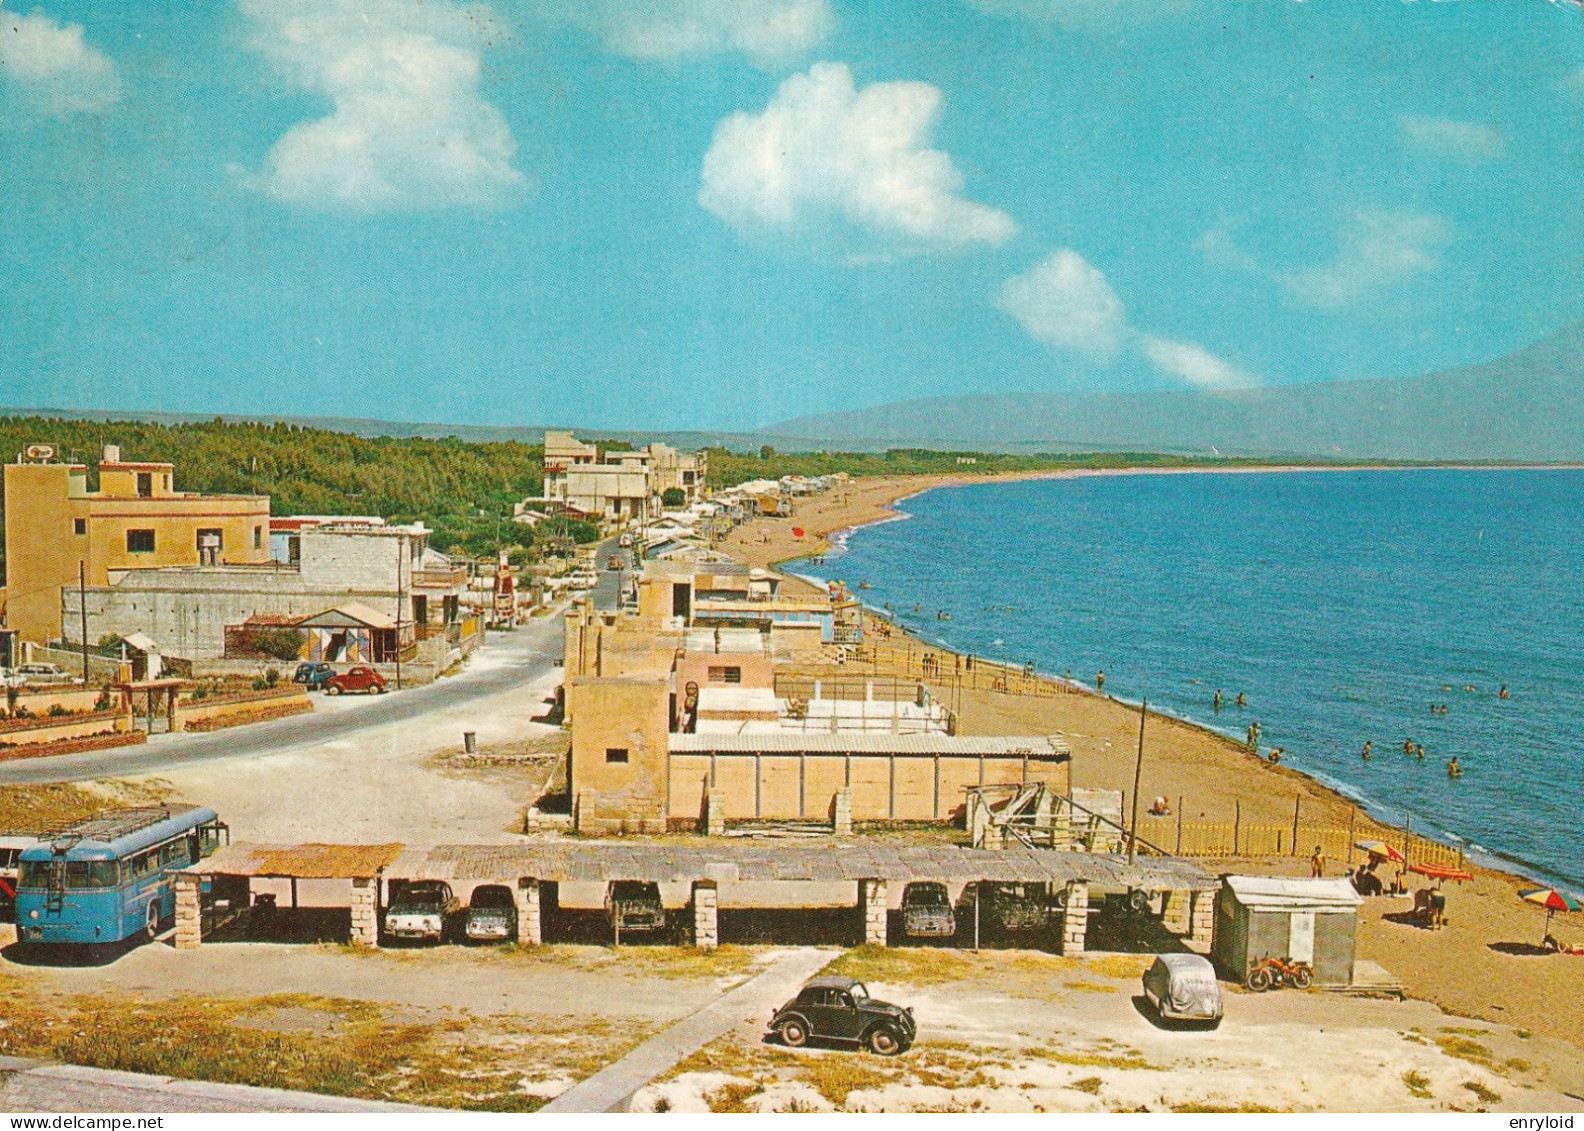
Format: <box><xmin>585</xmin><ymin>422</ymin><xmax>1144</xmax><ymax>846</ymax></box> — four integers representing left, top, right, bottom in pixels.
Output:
<box><xmin>145</xmin><ymin>900</ymin><xmax>160</xmax><ymax>942</ymax></box>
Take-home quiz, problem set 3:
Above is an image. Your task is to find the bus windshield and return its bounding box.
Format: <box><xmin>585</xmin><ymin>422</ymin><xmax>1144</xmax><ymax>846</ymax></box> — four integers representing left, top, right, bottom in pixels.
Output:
<box><xmin>18</xmin><ymin>860</ymin><xmax>119</xmax><ymax>889</ymax></box>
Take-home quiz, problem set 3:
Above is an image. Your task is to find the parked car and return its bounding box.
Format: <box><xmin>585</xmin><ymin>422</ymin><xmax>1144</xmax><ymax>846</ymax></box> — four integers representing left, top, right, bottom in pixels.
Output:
<box><xmin>1141</xmin><ymin>953</ymin><xmax>1223</xmax><ymax>1027</ymax></box>
<box><xmin>384</xmin><ymin>880</ymin><xmax>457</xmax><ymax>942</ymax></box>
<box><xmin>464</xmin><ymin>884</ymin><xmax>517</xmax><ymax>943</ymax></box>
<box><xmin>607</xmin><ymin>555</ymin><xmax>624</xmax><ymax>571</ymax></box>
<box><xmin>979</xmin><ymin>882</ymin><xmax>1049</xmax><ymax>933</ymax></box>
<box><xmin>292</xmin><ymin>661</ymin><xmax>335</xmax><ymax>691</ymax></box>
<box><xmin>901</xmin><ymin>881</ymin><xmax>956</xmax><ymax>938</ymax></box>
<box><xmin>605</xmin><ymin>880</ymin><xmax>665</xmax><ymax>937</ymax></box>
<box><xmin>769</xmin><ymin>975</ymin><xmax>916</xmax><ymax>1056</ymax></box>
<box><xmin>324</xmin><ymin>665</ymin><xmax>387</xmax><ymax>695</ymax></box>
<box><xmin>16</xmin><ymin>662</ymin><xmax>70</xmax><ymax>683</ymax></box>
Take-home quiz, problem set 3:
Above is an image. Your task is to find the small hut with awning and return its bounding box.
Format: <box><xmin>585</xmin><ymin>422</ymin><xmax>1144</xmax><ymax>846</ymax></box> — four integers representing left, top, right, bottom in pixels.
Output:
<box><xmin>295</xmin><ymin>603</ymin><xmax>409</xmax><ymax>663</ymax></box>
<box><xmin>1213</xmin><ymin>875</ymin><xmax>1362</xmax><ymax>987</ymax></box>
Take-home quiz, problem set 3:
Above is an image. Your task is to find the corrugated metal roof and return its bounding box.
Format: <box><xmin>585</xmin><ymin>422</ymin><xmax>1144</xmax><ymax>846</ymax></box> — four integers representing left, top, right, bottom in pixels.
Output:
<box><xmin>667</xmin><ymin>733</ymin><xmax>1070</xmax><ymax>757</ymax></box>
<box><xmin>384</xmin><ymin>842</ymin><xmax>1212</xmax><ymax>889</ymax></box>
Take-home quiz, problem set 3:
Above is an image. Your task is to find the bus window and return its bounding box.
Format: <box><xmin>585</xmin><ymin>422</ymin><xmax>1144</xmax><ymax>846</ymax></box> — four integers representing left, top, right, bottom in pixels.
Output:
<box><xmin>90</xmin><ymin>861</ymin><xmax>119</xmax><ymax>888</ymax></box>
<box><xmin>18</xmin><ymin>861</ymin><xmax>49</xmax><ymax>888</ymax></box>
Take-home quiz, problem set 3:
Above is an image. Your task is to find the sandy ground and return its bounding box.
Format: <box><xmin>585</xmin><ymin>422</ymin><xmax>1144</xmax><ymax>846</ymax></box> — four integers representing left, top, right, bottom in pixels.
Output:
<box><xmin>723</xmin><ymin>473</ymin><xmax>1584</xmax><ymax>1055</ymax></box>
<box><xmin>633</xmin><ymin>950</ymin><xmax>1584</xmax><ymax>1113</ymax></box>
<box><xmin>88</xmin><ymin>647</ymin><xmax>566</xmax><ymax>845</ymax></box>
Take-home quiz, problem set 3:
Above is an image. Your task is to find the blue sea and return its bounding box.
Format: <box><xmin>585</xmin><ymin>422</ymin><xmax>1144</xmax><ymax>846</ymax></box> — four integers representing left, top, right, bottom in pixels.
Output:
<box><xmin>805</xmin><ymin>468</ymin><xmax>1584</xmax><ymax>892</ymax></box>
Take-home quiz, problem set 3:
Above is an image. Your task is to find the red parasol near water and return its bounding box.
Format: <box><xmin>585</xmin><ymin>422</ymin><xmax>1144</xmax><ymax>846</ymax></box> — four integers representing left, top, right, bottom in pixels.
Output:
<box><xmin>792</xmin><ymin>526</ymin><xmax>805</xmax><ymax>539</ymax></box>
<box><xmin>1408</xmin><ymin>861</ymin><xmax>1473</xmax><ymax>886</ymax></box>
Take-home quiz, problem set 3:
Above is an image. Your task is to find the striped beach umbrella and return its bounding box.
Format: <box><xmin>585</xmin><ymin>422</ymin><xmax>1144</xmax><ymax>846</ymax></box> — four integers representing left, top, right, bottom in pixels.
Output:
<box><xmin>1518</xmin><ymin>887</ymin><xmax>1581</xmax><ymax>945</ymax></box>
<box><xmin>1355</xmin><ymin>839</ymin><xmax>1405</xmax><ymax>863</ymax></box>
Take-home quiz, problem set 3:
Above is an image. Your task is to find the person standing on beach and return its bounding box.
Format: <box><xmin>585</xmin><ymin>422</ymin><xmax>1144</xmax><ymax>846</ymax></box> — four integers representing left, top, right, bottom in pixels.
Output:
<box><xmin>1095</xmin><ymin>670</ymin><xmax>1105</xmax><ymax>694</ymax></box>
<box><xmin>1311</xmin><ymin>845</ymin><xmax>1326</xmax><ymax>877</ymax></box>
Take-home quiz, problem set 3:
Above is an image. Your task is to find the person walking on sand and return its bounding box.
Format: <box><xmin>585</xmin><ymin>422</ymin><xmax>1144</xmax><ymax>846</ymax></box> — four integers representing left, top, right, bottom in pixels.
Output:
<box><xmin>1095</xmin><ymin>670</ymin><xmax>1105</xmax><ymax>694</ymax></box>
<box><xmin>1311</xmin><ymin>845</ymin><xmax>1326</xmax><ymax>878</ymax></box>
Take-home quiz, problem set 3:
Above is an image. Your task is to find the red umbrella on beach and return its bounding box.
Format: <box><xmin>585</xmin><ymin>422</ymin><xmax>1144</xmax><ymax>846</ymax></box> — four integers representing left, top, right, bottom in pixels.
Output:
<box><xmin>1408</xmin><ymin>862</ymin><xmax>1473</xmax><ymax>887</ymax></box>
<box><xmin>1519</xmin><ymin>887</ymin><xmax>1581</xmax><ymax>945</ymax></box>
<box><xmin>1356</xmin><ymin>839</ymin><xmax>1405</xmax><ymax>863</ymax></box>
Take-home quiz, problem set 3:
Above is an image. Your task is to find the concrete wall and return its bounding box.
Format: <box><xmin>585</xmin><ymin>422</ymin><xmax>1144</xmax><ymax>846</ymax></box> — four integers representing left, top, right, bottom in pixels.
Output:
<box><xmin>664</xmin><ymin>751</ymin><xmax>1069</xmax><ymax>824</ymax></box>
<box><xmin>174</xmin><ymin>686</ymin><xmax>312</xmax><ymax>732</ymax></box>
<box><xmin>568</xmin><ymin>674</ymin><xmax>671</xmax><ymax>832</ymax></box>
<box><xmin>0</xmin><ymin>709</ymin><xmax>131</xmax><ymax>747</ymax></box>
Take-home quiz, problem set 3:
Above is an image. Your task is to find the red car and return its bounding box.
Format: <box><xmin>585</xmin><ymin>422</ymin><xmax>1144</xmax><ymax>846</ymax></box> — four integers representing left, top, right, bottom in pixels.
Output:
<box><xmin>324</xmin><ymin>665</ymin><xmax>387</xmax><ymax>695</ymax></box>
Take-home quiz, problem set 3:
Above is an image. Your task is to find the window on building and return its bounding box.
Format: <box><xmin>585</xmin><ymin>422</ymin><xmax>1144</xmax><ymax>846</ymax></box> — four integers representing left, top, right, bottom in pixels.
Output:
<box><xmin>126</xmin><ymin>529</ymin><xmax>155</xmax><ymax>553</ymax></box>
<box><xmin>708</xmin><ymin>666</ymin><xmax>742</xmax><ymax>684</ymax></box>
<box><xmin>136</xmin><ymin>472</ymin><xmax>152</xmax><ymax>498</ymax></box>
<box><xmin>73</xmin><ymin>518</ymin><xmax>86</xmax><ymax>535</ymax></box>
<box><xmin>196</xmin><ymin>528</ymin><xmax>222</xmax><ymax>565</ymax></box>
<box><xmin>605</xmin><ymin>747</ymin><xmax>629</xmax><ymax>764</ymax></box>
<box><xmin>253</xmin><ymin>525</ymin><xmax>263</xmax><ymax>549</ymax></box>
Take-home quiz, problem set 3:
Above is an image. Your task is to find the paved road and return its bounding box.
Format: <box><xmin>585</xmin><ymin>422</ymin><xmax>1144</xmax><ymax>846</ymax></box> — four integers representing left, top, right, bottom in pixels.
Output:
<box><xmin>590</xmin><ymin>535</ymin><xmax>630</xmax><ymax>612</ymax></box>
<box><xmin>539</xmin><ymin>948</ymin><xmax>835</xmax><ymax>1114</ymax></box>
<box><xmin>0</xmin><ymin>1055</ymin><xmax>437</xmax><ymax>1113</ymax></box>
<box><xmin>0</xmin><ymin>609</ymin><xmax>567</xmax><ymax>785</ymax></box>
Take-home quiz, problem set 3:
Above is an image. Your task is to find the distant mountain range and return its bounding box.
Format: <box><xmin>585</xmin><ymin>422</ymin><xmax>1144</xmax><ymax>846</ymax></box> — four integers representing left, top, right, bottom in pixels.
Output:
<box><xmin>763</xmin><ymin>320</ymin><xmax>1584</xmax><ymax>461</ymax></box>
<box><xmin>7</xmin><ymin>320</ymin><xmax>1583</xmax><ymax>460</ymax></box>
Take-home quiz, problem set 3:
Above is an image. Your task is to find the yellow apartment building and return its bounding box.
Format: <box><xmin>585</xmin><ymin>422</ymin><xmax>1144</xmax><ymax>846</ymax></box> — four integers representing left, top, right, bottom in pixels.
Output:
<box><xmin>3</xmin><ymin>445</ymin><xmax>270</xmax><ymax>645</ymax></box>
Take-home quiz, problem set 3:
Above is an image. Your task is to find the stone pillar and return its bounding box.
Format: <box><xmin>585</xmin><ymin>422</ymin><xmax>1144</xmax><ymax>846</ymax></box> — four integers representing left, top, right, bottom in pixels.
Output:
<box><xmin>1161</xmin><ymin>888</ymin><xmax>1191</xmax><ymax>935</ymax></box>
<box><xmin>832</xmin><ymin>788</ymin><xmax>853</xmax><ymax>836</ymax></box>
<box><xmin>174</xmin><ymin>874</ymin><xmax>203</xmax><ymax>950</ymax></box>
<box><xmin>860</xmin><ymin>878</ymin><xmax>888</xmax><ymax>946</ymax></box>
<box><xmin>1189</xmin><ymin>889</ymin><xmax>1215</xmax><ymax>951</ymax></box>
<box><xmin>1060</xmin><ymin>880</ymin><xmax>1089</xmax><ymax>956</ymax></box>
<box><xmin>350</xmin><ymin>876</ymin><xmax>379</xmax><ymax>947</ymax></box>
<box><xmin>576</xmin><ymin>790</ymin><xmax>599</xmax><ymax>834</ymax></box>
<box><xmin>517</xmin><ymin>878</ymin><xmax>542</xmax><ymax>945</ymax></box>
<box><xmin>692</xmin><ymin>880</ymin><xmax>719</xmax><ymax>950</ymax></box>
<box><xmin>704</xmin><ymin>790</ymin><xmax>726</xmax><ymax>836</ymax></box>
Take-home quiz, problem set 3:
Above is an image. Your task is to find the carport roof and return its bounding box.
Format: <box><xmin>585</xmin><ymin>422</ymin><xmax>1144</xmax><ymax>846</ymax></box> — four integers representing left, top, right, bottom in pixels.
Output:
<box><xmin>180</xmin><ymin>842</ymin><xmax>404</xmax><ymax>879</ymax></box>
<box><xmin>666</xmin><ymin>734</ymin><xmax>1070</xmax><ymax>757</ymax></box>
<box><xmin>385</xmin><ymin>842</ymin><xmax>1215</xmax><ymax>891</ymax></box>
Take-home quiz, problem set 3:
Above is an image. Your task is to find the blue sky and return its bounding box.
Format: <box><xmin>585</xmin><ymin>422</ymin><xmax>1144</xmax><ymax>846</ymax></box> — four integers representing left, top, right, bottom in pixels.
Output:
<box><xmin>2</xmin><ymin>0</ymin><xmax>1582</xmax><ymax>432</ymax></box>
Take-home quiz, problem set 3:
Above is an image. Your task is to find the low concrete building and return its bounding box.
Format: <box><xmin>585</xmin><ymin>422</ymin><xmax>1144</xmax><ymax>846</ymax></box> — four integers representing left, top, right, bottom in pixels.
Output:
<box><xmin>1212</xmin><ymin>875</ymin><xmax>1362</xmax><ymax>987</ymax></box>
<box><xmin>63</xmin><ymin>522</ymin><xmax>465</xmax><ymax>661</ymax></box>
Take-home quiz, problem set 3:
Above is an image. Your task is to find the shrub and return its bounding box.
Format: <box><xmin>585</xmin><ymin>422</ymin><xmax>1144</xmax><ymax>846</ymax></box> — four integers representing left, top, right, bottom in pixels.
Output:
<box><xmin>265</xmin><ymin>667</ymin><xmax>280</xmax><ymax>687</ymax></box>
<box><xmin>94</xmin><ymin>688</ymin><xmax>114</xmax><ymax>711</ymax></box>
<box><xmin>250</xmin><ymin>677</ymin><xmax>269</xmax><ymax>691</ymax></box>
<box><xmin>238</xmin><ymin>627</ymin><xmax>306</xmax><ymax>662</ymax></box>
<box><xmin>46</xmin><ymin>704</ymin><xmax>72</xmax><ymax>718</ymax></box>
<box><xmin>661</xmin><ymin>487</ymin><xmax>686</xmax><ymax>508</ymax></box>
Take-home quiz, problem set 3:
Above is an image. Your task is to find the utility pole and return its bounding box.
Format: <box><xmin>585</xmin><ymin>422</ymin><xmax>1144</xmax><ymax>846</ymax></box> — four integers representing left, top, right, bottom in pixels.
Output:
<box><xmin>78</xmin><ymin>561</ymin><xmax>89</xmax><ymax>685</ymax></box>
<box><xmin>1128</xmin><ymin>696</ymin><xmax>1147</xmax><ymax>863</ymax></box>
<box><xmin>394</xmin><ymin>532</ymin><xmax>404</xmax><ymax>692</ymax></box>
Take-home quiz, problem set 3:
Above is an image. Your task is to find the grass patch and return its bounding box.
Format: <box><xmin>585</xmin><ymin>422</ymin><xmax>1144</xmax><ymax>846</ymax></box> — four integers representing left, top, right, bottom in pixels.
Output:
<box><xmin>1172</xmin><ymin>1102</ymin><xmax>1282</xmax><ymax>1113</ymax></box>
<box><xmin>0</xmin><ymin>987</ymin><xmax>647</xmax><ymax>1111</ymax></box>
<box><xmin>1023</xmin><ymin>1046</ymin><xmax>1157</xmax><ymax>1071</ymax></box>
<box><xmin>1063</xmin><ymin>980</ymin><xmax>1118</xmax><ymax>994</ymax></box>
<box><xmin>704</xmin><ymin>1080</ymin><xmax>761</xmax><ymax>1113</ymax></box>
<box><xmin>1068</xmin><ymin>1076</ymin><xmax>1104</xmax><ymax>1094</ymax></box>
<box><xmin>1462</xmin><ymin>1081</ymin><xmax>1502</xmax><ymax>1105</ymax></box>
<box><xmin>1435</xmin><ymin>1034</ymin><xmax>1496</xmax><ymax>1069</ymax></box>
<box><xmin>797</xmin><ymin>1057</ymin><xmax>897</xmax><ymax>1106</ymax></box>
<box><xmin>1402</xmin><ymin>1070</ymin><xmax>1432</xmax><ymax>1099</ymax></box>
<box><xmin>1439</xmin><ymin>1026</ymin><xmax>1491</xmax><ymax>1037</ymax></box>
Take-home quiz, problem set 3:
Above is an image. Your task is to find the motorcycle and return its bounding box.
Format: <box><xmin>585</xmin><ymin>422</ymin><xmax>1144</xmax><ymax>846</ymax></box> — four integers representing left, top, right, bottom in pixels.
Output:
<box><xmin>1245</xmin><ymin>955</ymin><xmax>1314</xmax><ymax>991</ymax></box>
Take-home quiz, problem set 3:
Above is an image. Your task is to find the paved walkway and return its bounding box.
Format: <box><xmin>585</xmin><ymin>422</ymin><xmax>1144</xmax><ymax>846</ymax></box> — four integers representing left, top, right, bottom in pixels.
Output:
<box><xmin>539</xmin><ymin>947</ymin><xmax>836</xmax><ymax>1113</ymax></box>
<box><xmin>0</xmin><ymin>1056</ymin><xmax>437</xmax><ymax>1113</ymax></box>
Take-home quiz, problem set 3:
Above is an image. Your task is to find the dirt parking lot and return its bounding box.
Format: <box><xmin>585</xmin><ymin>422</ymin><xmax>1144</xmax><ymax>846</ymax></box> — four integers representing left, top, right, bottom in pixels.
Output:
<box><xmin>4</xmin><ymin>927</ymin><xmax>1581</xmax><ymax>1113</ymax></box>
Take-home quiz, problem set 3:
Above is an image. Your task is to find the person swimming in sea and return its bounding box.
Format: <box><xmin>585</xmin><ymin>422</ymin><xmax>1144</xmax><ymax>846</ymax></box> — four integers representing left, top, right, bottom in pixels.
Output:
<box><xmin>1447</xmin><ymin>756</ymin><xmax>1461</xmax><ymax>777</ymax></box>
<box><xmin>1361</xmin><ymin>740</ymin><xmax>1372</xmax><ymax>761</ymax></box>
<box><xmin>1235</xmin><ymin>691</ymin><xmax>1246</xmax><ymax>708</ymax></box>
<box><xmin>1213</xmin><ymin>689</ymin><xmax>1223</xmax><ymax>711</ymax></box>
<box><xmin>1499</xmin><ymin>685</ymin><xmax>1509</xmax><ymax>699</ymax></box>
<box><xmin>1403</xmin><ymin>737</ymin><xmax>1414</xmax><ymax>755</ymax></box>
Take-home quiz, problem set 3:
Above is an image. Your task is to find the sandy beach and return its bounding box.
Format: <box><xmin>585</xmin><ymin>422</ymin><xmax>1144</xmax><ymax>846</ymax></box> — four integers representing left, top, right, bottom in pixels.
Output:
<box><xmin>721</xmin><ymin>471</ymin><xmax>1584</xmax><ymax>1054</ymax></box>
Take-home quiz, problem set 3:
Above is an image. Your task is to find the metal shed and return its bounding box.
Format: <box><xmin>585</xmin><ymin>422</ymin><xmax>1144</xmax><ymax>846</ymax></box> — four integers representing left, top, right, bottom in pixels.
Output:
<box><xmin>1212</xmin><ymin>875</ymin><xmax>1361</xmax><ymax>987</ymax></box>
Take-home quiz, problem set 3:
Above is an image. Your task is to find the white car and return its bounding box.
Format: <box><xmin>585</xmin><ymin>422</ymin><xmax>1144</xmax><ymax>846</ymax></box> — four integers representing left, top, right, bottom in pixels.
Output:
<box><xmin>1142</xmin><ymin>953</ymin><xmax>1223</xmax><ymax>1027</ymax></box>
<box><xmin>16</xmin><ymin>662</ymin><xmax>71</xmax><ymax>683</ymax></box>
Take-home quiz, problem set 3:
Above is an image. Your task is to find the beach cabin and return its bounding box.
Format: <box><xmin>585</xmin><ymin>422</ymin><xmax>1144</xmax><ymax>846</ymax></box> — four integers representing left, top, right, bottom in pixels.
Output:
<box><xmin>1213</xmin><ymin>875</ymin><xmax>1361</xmax><ymax>987</ymax></box>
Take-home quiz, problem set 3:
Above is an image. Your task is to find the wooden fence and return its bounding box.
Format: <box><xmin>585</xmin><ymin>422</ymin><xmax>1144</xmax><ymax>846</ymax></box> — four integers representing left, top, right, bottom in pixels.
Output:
<box><xmin>1143</xmin><ymin>813</ymin><xmax>1465</xmax><ymax>869</ymax></box>
<box><xmin>843</xmin><ymin>638</ymin><xmax>1084</xmax><ymax>700</ymax></box>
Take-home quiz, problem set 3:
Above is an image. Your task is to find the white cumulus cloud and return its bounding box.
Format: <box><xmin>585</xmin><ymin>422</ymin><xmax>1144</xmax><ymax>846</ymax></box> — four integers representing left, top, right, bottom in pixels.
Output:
<box><xmin>549</xmin><ymin>0</ymin><xmax>834</xmax><ymax>67</ymax></box>
<box><xmin>1281</xmin><ymin>208</ymin><xmax>1450</xmax><ymax>309</ymax></box>
<box><xmin>998</xmin><ymin>247</ymin><xmax>1257</xmax><ymax>389</ymax></box>
<box><xmin>1139</xmin><ymin>334</ymin><xmax>1255</xmax><ymax>391</ymax></box>
<box><xmin>239</xmin><ymin>0</ymin><xmax>526</xmax><ymax>212</ymax></box>
<box><xmin>699</xmin><ymin>62</ymin><xmax>1016</xmax><ymax>256</ymax></box>
<box><xmin>1400</xmin><ymin>115</ymin><xmax>1504</xmax><ymax>161</ymax></box>
<box><xmin>0</xmin><ymin>2</ymin><xmax>120</xmax><ymax>116</ymax></box>
<box><xmin>995</xmin><ymin>249</ymin><xmax>1126</xmax><ymax>362</ymax></box>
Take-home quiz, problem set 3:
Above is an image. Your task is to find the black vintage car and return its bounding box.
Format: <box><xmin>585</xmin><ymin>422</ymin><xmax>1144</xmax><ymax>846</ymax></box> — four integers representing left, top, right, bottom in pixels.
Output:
<box><xmin>769</xmin><ymin>975</ymin><xmax>916</xmax><ymax>1056</ymax></box>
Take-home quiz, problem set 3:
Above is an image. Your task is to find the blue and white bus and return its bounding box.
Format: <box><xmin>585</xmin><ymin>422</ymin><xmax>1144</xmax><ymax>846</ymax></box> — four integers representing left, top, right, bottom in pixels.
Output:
<box><xmin>14</xmin><ymin>806</ymin><xmax>227</xmax><ymax>948</ymax></box>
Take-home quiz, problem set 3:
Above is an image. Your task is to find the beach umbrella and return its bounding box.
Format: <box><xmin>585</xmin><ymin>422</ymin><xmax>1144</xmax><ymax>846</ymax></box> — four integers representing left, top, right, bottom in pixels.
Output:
<box><xmin>1518</xmin><ymin>887</ymin><xmax>1581</xmax><ymax>945</ymax></box>
<box><xmin>1355</xmin><ymin>839</ymin><xmax>1405</xmax><ymax>863</ymax></box>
